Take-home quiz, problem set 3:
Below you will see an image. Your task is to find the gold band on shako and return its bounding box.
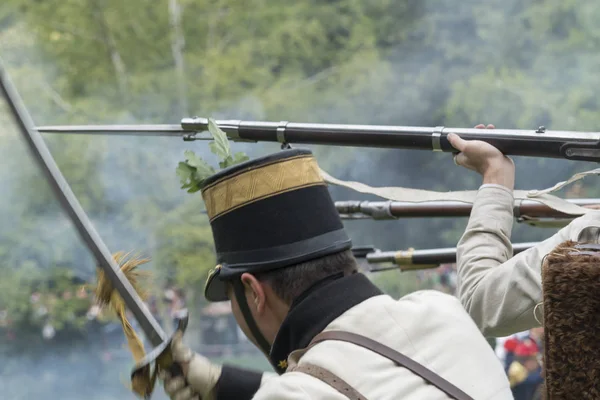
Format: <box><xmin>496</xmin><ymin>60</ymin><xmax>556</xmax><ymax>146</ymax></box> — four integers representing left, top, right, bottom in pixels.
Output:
<box><xmin>201</xmin><ymin>154</ymin><xmax>324</xmax><ymax>221</ymax></box>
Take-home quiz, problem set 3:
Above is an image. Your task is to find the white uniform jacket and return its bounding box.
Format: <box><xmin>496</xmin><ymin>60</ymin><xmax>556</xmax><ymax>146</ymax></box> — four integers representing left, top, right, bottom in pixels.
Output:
<box><xmin>456</xmin><ymin>184</ymin><xmax>600</xmax><ymax>337</ymax></box>
<box><xmin>215</xmin><ymin>274</ymin><xmax>513</xmax><ymax>400</ymax></box>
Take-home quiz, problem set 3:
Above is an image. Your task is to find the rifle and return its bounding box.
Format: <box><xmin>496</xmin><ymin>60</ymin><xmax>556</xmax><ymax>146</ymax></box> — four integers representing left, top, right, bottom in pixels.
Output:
<box><xmin>336</xmin><ymin>199</ymin><xmax>600</xmax><ymax>224</ymax></box>
<box><xmin>35</xmin><ymin>117</ymin><xmax>600</xmax><ymax>219</ymax></box>
<box><xmin>35</xmin><ymin>117</ymin><xmax>600</xmax><ymax>162</ymax></box>
<box><xmin>354</xmin><ymin>242</ymin><xmax>535</xmax><ymax>273</ymax></box>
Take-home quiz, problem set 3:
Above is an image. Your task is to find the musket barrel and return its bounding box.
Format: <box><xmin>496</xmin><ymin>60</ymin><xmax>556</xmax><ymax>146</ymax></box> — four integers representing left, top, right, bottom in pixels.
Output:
<box><xmin>336</xmin><ymin>198</ymin><xmax>600</xmax><ymax>220</ymax></box>
<box><xmin>182</xmin><ymin>118</ymin><xmax>600</xmax><ymax>162</ymax></box>
<box><xmin>365</xmin><ymin>241</ymin><xmax>536</xmax><ymax>266</ymax></box>
<box><xmin>515</xmin><ymin>198</ymin><xmax>600</xmax><ymax>218</ymax></box>
<box><xmin>389</xmin><ymin>201</ymin><xmax>472</xmax><ymax>218</ymax></box>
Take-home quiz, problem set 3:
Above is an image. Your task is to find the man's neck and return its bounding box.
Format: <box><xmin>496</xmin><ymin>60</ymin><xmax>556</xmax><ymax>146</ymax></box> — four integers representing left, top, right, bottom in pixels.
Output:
<box><xmin>268</xmin><ymin>273</ymin><xmax>382</xmax><ymax>374</ymax></box>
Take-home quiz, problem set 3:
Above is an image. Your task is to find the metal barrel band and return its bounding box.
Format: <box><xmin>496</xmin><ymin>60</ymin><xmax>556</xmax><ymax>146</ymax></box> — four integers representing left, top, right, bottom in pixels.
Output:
<box><xmin>431</xmin><ymin>126</ymin><xmax>444</xmax><ymax>152</ymax></box>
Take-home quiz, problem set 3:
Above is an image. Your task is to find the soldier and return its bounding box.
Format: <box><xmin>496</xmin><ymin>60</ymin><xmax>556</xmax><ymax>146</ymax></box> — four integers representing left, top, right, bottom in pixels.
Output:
<box><xmin>448</xmin><ymin>125</ymin><xmax>600</xmax><ymax>337</ymax></box>
<box><xmin>159</xmin><ymin>149</ymin><xmax>512</xmax><ymax>399</ymax></box>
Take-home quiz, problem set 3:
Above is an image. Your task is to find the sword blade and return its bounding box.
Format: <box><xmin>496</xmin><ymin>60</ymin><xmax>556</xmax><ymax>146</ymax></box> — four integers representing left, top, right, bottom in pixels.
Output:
<box><xmin>0</xmin><ymin>60</ymin><xmax>167</xmax><ymax>347</ymax></box>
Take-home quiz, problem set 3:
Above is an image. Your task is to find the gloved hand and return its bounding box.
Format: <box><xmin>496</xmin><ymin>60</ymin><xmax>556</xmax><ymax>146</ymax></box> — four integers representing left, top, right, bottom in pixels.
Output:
<box><xmin>159</xmin><ymin>331</ymin><xmax>223</xmax><ymax>400</ymax></box>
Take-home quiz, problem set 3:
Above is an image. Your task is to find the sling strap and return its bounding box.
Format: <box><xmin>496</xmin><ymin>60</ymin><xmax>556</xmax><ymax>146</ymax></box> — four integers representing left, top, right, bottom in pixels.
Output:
<box><xmin>290</xmin><ymin>363</ymin><xmax>369</xmax><ymax>400</ymax></box>
<box><xmin>304</xmin><ymin>330</ymin><xmax>474</xmax><ymax>400</ymax></box>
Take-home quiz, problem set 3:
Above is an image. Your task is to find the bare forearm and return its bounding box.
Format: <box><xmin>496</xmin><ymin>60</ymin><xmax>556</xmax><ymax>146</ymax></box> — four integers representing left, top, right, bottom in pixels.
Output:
<box><xmin>481</xmin><ymin>163</ymin><xmax>515</xmax><ymax>190</ymax></box>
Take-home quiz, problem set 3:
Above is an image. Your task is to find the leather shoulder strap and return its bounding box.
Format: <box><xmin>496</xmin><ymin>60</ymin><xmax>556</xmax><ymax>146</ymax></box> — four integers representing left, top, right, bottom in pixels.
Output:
<box><xmin>289</xmin><ymin>363</ymin><xmax>369</xmax><ymax>400</ymax></box>
<box><xmin>309</xmin><ymin>330</ymin><xmax>474</xmax><ymax>400</ymax></box>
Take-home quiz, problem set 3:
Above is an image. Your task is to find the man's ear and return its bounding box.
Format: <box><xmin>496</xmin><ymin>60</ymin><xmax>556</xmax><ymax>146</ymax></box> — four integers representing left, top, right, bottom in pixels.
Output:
<box><xmin>240</xmin><ymin>273</ymin><xmax>266</xmax><ymax>314</ymax></box>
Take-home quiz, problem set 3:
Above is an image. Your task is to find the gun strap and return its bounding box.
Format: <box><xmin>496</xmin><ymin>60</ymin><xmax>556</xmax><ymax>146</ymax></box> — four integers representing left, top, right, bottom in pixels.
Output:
<box><xmin>320</xmin><ymin>167</ymin><xmax>600</xmax><ymax>217</ymax></box>
<box><xmin>292</xmin><ymin>330</ymin><xmax>473</xmax><ymax>400</ymax></box>
<box><xmin>289</xmin><ymin>363</ymin><xmax>369</xmax><ymax>400</ymax></box>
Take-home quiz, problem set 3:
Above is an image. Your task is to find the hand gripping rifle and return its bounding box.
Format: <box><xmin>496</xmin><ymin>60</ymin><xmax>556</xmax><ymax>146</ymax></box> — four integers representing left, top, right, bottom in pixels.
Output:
<box><xmin>354</xmin><ymin>242</ymin><xmax>535</xmax><ymax>273</ymax></box>
<box><xmin>0</xmin><ymin>61</ymin><xmax>184</xmax><ymax>398</ymax></box>
<box><xmin>35</xmin><ymin>117</ymin><xmax>600</xmax><ymax>162</ymax></box>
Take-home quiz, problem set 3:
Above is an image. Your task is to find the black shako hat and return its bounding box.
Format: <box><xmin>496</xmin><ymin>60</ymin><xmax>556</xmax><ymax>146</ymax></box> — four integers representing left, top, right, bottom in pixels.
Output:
<box><xmin>202</xmin><ymin>148</ymin><xmax>352</xmax><ymax>302</ymax></box>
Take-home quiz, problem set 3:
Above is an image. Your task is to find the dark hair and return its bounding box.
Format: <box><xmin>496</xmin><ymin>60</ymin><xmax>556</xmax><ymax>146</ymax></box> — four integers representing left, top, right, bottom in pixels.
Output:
<box><xmin>255</xmin><ymin>249</ymin><xmax>358</xmax><ymax>305</ymax></box>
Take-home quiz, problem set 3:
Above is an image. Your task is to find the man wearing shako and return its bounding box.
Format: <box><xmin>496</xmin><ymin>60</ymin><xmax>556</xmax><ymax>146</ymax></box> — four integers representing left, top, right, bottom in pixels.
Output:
<box><xmin>159</xmin><ymin>148</ymin><xmax>512</xmax><ymax>400</ymax></box>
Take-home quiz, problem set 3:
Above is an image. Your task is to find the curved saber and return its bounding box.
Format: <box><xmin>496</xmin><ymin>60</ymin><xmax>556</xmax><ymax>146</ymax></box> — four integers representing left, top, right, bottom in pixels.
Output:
<box><xmin>0</xmin><ymin>59</ymin><xmax>167</xmax><ymax>347</ymax></box>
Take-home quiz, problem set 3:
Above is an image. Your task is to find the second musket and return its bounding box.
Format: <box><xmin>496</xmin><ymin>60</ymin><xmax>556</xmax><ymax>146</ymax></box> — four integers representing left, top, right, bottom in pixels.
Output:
<box><xmin>35</xmin><ymin>117</ymin><xmax>600</xmax><ymax>162</ymax></box>
<box><xmin>336</xmin><ymin>198</ymin><xmax>600</xmax><ymax>220</ymax></box>
<box><xmin>353</xmin><ymin>242</ymin><xmax>535</xmax><ymax>273</ymax></box>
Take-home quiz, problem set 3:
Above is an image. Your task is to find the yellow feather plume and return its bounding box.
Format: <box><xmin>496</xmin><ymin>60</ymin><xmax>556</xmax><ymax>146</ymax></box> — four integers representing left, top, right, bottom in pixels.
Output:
<box><xmin>93</xmin><ymin>251</ymin><xmax>154</xmax><ymax>397</ymax></box>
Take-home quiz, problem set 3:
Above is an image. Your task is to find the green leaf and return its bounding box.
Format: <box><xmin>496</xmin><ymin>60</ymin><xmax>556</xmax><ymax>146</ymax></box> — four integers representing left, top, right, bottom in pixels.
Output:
<box><xmin>218</xmin><ymin>158</ymin><xmax>231</xmax><ymax>169</ymax></box>
<box><xmin>187</xmin><ymin>186</ymin><xmax>201</xmax><ymax>193</ymax></box>
<box><xmin>184</xmin><ymin>150</ymin><xmax>216</xmax><ymax>178</ymax></box>
<box><xmin>176</xmin><ymin>151</ymin><xmax>216</xmax><ymax>190</ymax></box>
<box><xmin>176</xmin><ymin>162</ymin><xmax>194</xmax><ymax>185</ymax></box>
<box><xmin>219</xmin><ymin>152</ymin><xmax>250</xmax><ymax>169</ymax></box>
<box><xmin>177</xmin><ymin>120</ymin><xmax>248</xmax><ymax>195</ymax></box>
<box><xmin>183</xmin><ymin>150</ymin><xmax>204</xmax><ymax>168</ymax></box>
<box><xmin>232</xmin><ymin>151</ymin><xmax>250</xmax><ymax>164</ymax></box>
<box><xmin>207</xmin><ymin>118</ymin><xmax>231</xmax><ymax>160</ymax></box>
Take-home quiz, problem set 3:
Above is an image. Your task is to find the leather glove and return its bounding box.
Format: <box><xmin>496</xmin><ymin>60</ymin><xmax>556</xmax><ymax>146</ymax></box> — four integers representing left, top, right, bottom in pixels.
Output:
<box><xmin>159</xmin><ymin>331</ymin><xmax>223</xmax><ymax>400</ymax></box>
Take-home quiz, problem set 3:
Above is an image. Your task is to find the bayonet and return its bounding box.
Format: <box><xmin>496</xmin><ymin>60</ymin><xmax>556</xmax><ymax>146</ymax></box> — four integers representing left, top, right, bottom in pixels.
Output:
<box><xmin>36</xmin><ymin>124</ymin><xmax>188</xmax><ymax>136</ymax></box>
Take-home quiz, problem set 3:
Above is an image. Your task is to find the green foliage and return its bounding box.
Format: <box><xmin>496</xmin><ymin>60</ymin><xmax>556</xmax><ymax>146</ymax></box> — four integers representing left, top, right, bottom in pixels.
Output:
<box><xmin>152</xmin><ymin>198</ymin><xmax>216</xmax><ymax>304</ymax></box>
<box><xmin>177</xmin><ymin>118</ymin><xmax>249</xmax><ymax>193</ymax></box>
<box><xmin>208</xmin><ymin>118</ymin><xmax>232</xmax><ymax>164</ymax></box>
<box><xmin>0</xmin><ymin>266</ymin><xmax>92</xmax><ymax>344</ymax></box>
<box><xmin>176</xmin><ymin>151</ymin><xmax>215</xmax><ymax>193</ymax></box>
